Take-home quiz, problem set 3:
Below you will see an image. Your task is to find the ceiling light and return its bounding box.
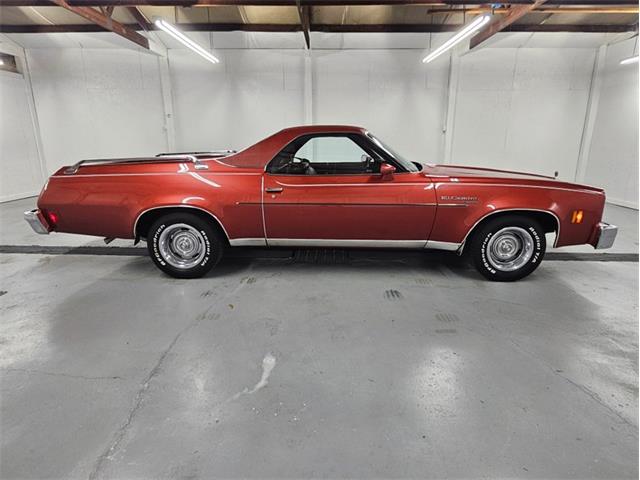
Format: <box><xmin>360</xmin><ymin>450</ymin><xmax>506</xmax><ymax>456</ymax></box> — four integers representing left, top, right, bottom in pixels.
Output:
<box><xmin>0</xmin><ymin>59</ymin><xmax>4</xmax><ymax>66</ymax></box>
<box><xmin>620</xmin><ymin>55</ymin><xmax>639</xmax><ymax>65</ymax></box>
<box><xmin>154</xmin><ymin>18</ymin><xmax>219</xmax><ymax>64</ymax></box>
<box><xmin>422</xmin><ymin>15</ymin><xmax>492</xmax><ymax>64</ymax></box>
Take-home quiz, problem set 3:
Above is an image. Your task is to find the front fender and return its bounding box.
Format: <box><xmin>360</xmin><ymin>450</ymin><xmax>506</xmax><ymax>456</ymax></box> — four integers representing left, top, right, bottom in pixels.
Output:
<box><xmin>430</xmin><ymin>182</ymin><xmax>605</xmax><ymax>248</ymax></box>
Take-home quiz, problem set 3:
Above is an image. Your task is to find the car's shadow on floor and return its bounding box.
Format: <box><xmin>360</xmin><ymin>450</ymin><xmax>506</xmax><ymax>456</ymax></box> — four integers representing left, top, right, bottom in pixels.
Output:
<box><xmin>111</xmin><ymin>247</ymin><xmax>478</xmax><ymax>280</ymax></box>
<box><xmin>212</xmin><ymin>248</ymin><xmax>481</xmax><ymax>280</ymax></box>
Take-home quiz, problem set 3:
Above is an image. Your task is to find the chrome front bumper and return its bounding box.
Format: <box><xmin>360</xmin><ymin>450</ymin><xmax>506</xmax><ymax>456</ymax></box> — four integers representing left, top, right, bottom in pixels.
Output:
<box><xmin>24</xmin><ymin>209</ymin><xmax>50</xmax><ymax>234</ymax></box>
<box><xmin>595</xmin><ymin>222</ymin><xmax>617</xmax><ymax>249</ymax></box>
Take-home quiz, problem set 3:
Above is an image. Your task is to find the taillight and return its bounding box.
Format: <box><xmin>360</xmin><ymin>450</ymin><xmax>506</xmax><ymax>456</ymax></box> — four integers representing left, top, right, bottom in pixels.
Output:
<box><xmin>44</xmin><ymin>210</ymin><xmax>59</xmax><ymax>226</ymax></box>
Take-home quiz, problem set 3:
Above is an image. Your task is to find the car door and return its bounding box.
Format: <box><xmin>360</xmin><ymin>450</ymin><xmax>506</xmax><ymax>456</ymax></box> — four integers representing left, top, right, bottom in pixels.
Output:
<box><xmin>262</xmin><ymin>133</ymin><xmax>437</xmax><ymax>247</ymax></box>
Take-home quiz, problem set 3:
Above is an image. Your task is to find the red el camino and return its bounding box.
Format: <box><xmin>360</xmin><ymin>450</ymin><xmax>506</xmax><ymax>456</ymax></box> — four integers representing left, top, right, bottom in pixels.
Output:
<box><xmin>25</xmin><ymin>125</ymin><xmax>617</xmax><ymax>281</ymax></box>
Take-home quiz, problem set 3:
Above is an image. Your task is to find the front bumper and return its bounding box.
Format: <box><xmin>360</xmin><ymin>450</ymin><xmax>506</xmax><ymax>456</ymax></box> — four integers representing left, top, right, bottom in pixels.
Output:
<box><xmin>24</xmin><ymin>209</ymin><xmax>50</xmax><ymax>234</ymax></box>
<box><xmin>594</xmin><ymin>222</ymin><xmax>617</xmax><ymax>249</ymax></box>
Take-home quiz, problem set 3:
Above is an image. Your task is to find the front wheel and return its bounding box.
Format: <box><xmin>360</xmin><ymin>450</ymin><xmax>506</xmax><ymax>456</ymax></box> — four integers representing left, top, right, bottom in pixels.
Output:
<box><xmin>469</xmin><ymin>215</ymin><xmax>546</xmax><ymax>282</ymax></box>
<box><xmin>147</xmin><ymin>212</ymin><xmax>223</xmax><ymax>278</ymax></box>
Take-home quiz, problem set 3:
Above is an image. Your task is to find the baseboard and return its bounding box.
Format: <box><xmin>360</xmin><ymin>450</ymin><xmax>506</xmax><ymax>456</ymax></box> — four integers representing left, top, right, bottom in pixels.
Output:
<box><xmin>607</xmin><ymin>198</ymin><xmax>638</xmax><ymax>210</ymax></box>
<box><xmin>0</xmin><ymin>191</ymin><xmax>39</xmax><ymax>204</ymax></box>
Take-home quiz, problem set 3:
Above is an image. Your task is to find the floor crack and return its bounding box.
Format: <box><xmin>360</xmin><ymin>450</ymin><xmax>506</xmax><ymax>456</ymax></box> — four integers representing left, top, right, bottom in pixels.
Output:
<box><xmin>87</xmin><ymin>275</ymin><xmax>251</xmax><ymax>480</ymax></box>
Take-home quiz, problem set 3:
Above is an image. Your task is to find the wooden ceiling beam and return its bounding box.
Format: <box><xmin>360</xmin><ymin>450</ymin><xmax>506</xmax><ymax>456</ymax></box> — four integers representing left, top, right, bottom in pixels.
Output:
<box><xmin>295</xmin><ymin>0</ymin><xmax>311</xmax><ymax>49</ymax></box>
<box><xmin>1</xmin><ymin>22</ymin><xmax>635</xmax><ymax>33</ymax></box>
<box><xmin>469</xmin><ymin>0</ymin><xmax>547</xmax><ymax>49</ymax></box>
<box><xmin>49</xmin><ymin>0</ymin><xmax>150</xmax><ymax>48</ymax></box>
<box><xmin>428</xmin><ymin>6</ymin><xmax>638</xmax><ymax>13</ymax></box>
<box><xmin>126</xmin><ymin>5</ymin><xmax>153</xmax><ymax>31</ymax></box>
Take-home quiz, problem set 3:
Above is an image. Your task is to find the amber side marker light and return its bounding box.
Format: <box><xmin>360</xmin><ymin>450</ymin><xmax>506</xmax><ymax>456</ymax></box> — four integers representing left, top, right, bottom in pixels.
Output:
<box><xmin>571</xmin><ymin>210</ymin><xmax>584</xmax><ymax>224</ymax></box>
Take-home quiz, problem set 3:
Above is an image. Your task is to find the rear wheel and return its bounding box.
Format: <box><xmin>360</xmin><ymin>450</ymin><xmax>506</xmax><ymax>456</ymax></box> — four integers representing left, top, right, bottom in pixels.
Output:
<box><xmin>147</xmin><ymin>212</ymin><xmax>223</xmax><ymax>278</ymax></box>
<box><xmin>469</xmin><ymin>215</ymin><xmax>545</xmax><ymax>282</ymax></box>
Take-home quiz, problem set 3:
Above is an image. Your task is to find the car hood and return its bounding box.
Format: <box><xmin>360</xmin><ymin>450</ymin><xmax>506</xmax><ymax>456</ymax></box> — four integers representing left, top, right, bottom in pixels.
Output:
<box><xmin>421</xmin><ymin>164</ymin><xmax>604</xmax><ymax>192</ymax></box>
<box><xmin>422</xmin><ymin>164</ymin><xmax>559</xmax><ymax>181</ymax></box>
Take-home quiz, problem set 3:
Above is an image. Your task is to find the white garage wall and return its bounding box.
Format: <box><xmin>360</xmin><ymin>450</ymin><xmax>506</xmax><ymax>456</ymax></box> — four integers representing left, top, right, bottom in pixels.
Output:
<box><xmin>26</xmin><ymin>48</ymin><xmax>167</xmax><ymax>173</ymax></box>
<box><xmin>583</xmin><ymin>38</ymin><xmax>639</xmax><ymax>209</ymax></box>
<box><xmin>169</xmin><ymin>48</ymin><xmax>305</xmax><ymax>152</ymax></box>
<box><xmin>313</xmin><ymin>49</ymin><xmax>449</xmax><ymax>163</ymax></box>
<box><xmin>451</xmin><ymin>47</ymin><xmax>595</xmax><ymax>180</ymax></box>
<box><xmin>3</xmin><ymin>31</ymin><xmax>638</xmax><ymax>210</ymax></box>
<box><xmin>0</xmin><ymin>69</ymin><xmax>44</xmax><ymax>202</ymax></box>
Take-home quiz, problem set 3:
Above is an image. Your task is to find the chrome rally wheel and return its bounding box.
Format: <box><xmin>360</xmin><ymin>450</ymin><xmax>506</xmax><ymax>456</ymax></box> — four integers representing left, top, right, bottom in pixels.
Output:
<box><xmin>148</xmin><ymin>212</ymin><xmax>223</xmax><ymax>279</ymax></box>
<box><xmin>158</xmin><ymin>223</ymin><xmax>207</xmax><ymax>270</ymax></box>
<box><xmin>485</xmin><ymin>226</ymin><xmax>534</xmax><ymax>272</ymax></box>
<box><xmin>470</xmin><ymin>215</ymin><xmax>546</xmax><ymax>282</ymax></box>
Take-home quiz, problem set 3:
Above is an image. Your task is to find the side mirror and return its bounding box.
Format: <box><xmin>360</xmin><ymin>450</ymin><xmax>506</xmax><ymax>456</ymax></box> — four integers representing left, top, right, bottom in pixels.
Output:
<box><xmin>380</xmin><ymin>162</ymin><xmax>396</xmax><ymax>179</ymax></box>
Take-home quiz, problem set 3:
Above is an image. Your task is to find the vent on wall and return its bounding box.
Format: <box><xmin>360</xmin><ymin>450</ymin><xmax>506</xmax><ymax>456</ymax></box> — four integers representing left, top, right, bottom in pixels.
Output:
<box><xmin>0</xmin><ymin>53</ymin><xmax>19</xmax><ymax>74</ymax></box>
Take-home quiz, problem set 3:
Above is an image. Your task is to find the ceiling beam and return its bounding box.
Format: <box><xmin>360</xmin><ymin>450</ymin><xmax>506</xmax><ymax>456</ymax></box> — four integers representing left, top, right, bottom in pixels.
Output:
<box><xmin>295</xmin><ymin>0</ymin><xmax>311</xmax><ymax>49</ymax></box>
<box><xmin>470</xmin><ymin>0</ymin><xmax>547</xmax><ymax>49</ymax></box>
<box><xmin>427</xmin><ymin>6</ymin><xmax>638</xmax><ymax>13</ymax></box>
<box><xmin>99</xmin><ymin>5</ymin><xmax>115</xmax><ymax>16</ymax></box>
<box><xmin>126</xmin><ymin>5</ymin><xmax>153</xmax><ymax>31</ymax></box>
<box><xmin>49</xmin><ymin>0</ymin><xmax>150</xmax><ymax>48</ymax></box>
<box><xmin>3</xmin><ymin>0</ymin><xmax>638</xmax><ymax>6</ymax></box>
<box><xmin>1</xmin><ymin>22</ymin><xmax>635</xmax><ymax>34</ymax></box>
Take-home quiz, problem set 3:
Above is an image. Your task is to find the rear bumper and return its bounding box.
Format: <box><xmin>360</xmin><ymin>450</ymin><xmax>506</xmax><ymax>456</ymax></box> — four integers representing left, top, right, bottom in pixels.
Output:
<box><xmin>594</xmin><ymin>222</ymin><xmax>617</xmax><ymax>249</ymax></box>
<box><xmin>24</xmin><ymin>209</ymin><xmax>50</xmax><ymax>234</ymax></box>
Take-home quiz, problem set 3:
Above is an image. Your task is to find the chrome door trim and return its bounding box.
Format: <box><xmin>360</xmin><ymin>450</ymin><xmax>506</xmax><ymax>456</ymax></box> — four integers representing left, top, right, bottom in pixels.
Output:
<box><xmin>424</xmin><ymin>240</ymin><xmax>461</xmax><ymax>251</ymax></box>
<box><xmin>230</xmin><ymin>238</ymin><xmax>464</xmax><ymax>251</ymax></box>
<box><xmin>266</xmin><ymin>239</ymin><xmax>428</xmax><ymax>248</ymax></box>
<box><xmin>229</xmin><ymin>238</ymin><xmax>268</xmax><ymax>247</ymax></box>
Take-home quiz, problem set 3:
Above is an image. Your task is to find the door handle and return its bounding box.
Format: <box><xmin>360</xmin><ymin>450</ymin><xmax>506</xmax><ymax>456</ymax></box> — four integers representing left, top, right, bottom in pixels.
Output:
<box><xmin>265</xmin><ymin>187</ymin><xmax>284</xmax><ymax>193</ymax></box>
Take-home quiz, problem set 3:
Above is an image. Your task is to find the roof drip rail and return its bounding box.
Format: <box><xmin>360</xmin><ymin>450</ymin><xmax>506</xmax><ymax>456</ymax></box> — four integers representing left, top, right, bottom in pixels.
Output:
<box><xmin>64</xmin><ymin>154</ymin><xmax>207</xmax><ymax>175</ymax></box>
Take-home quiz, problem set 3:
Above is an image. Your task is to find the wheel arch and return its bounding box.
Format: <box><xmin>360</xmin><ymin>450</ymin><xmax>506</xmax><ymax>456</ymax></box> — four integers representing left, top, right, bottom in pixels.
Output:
<box><xmin>460</xmin><ymin>208</ymin><xmax>560</xmax><ymax>253</ymax></box>
<box><xmin>133</xmin><ymin>205</ymin><xmax>230</xmax><ymax>244</ymax></box>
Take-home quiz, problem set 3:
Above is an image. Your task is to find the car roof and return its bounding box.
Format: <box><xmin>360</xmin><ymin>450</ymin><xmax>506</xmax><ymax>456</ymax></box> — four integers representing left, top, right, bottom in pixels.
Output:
<box><xmin>277</xmin><ymin>125</ymin><xmax>367</xmax><ymax>135</ymax></box>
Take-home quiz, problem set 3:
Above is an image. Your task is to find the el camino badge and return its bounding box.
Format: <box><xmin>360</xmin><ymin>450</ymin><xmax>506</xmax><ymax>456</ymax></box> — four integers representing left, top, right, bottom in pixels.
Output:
<box><xmin>440</xmin><ymin>195</ymin><xmax>478</xmax><ymax>203</ymax></box>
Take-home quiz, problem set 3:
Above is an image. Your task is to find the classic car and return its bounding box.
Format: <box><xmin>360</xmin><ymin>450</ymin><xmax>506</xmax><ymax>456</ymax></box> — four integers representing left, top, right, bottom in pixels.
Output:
<box><xmin>24</xmin><ymin>125</ymin><xmax>617</xmax><ymax>281</ymax></box>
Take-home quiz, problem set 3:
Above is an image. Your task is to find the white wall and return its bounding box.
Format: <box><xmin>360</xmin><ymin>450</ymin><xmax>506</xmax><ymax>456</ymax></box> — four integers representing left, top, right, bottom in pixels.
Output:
<box><xmin>451</xmin><ymin>48</ymin><xmax>595</xmax><ymax>180</ymax></box>
<box><xmin>583</xmin><ymin>38</ymin><xmax>639</xmax><ymax>208</ymax></box>
<box><xmin>0</xmin><ymin>69</ymin><xmax>44</xmax><ymax>202</ymax></box>
<box><xmin>313</xmin><ymin>49</ymin><xmax>449</xmax><ymax>163</ymax></box>
<box><xmin>169</xmin><ymin>49</ymin><xmax>305</xmax><ymax>152</ymax></box>
<box><xmin>2</xmin><ymin>31</ymin><xmax>638</xmax><ymax>209</ymax></box>
<box><xmin>171</xmin><ymin>47</ymin><xmax>449</xmax><ymax>163</ymax></box>
<box><xmin>27</xmin><ymin>48</ymin><xmax>167</xmax><ymax>173</ymax></box>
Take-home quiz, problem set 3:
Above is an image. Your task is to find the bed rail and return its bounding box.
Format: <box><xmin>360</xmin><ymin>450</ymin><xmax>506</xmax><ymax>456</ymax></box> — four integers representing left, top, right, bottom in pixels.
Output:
<box><xmin>156</xmin><ymin>150</ymin><xmax>236</xmax><ymax>159</ymax></box>
<box><xmin>63</xmin><ymin>154</ymin><xmax>208</xmax><ymax>175</ymax></box>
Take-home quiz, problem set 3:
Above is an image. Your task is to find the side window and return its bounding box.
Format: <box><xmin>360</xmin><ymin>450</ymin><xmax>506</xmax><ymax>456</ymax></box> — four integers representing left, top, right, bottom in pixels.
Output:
<box><xmin>268</xmin><ymin>135</ymin><xmax>381</xmax><ymax>175</ymax></box>
<box><xmin>297</xmin><ymin>137</ymin><xmax>366</xmax><ymax>164</ymax></box>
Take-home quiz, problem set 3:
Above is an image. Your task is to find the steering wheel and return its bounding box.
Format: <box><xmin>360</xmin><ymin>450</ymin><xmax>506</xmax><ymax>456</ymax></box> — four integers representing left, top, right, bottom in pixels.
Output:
<box><xmin>274</xmin><ymin>156</ymin><xmax>312</xmax><ymax>173</ymax></box>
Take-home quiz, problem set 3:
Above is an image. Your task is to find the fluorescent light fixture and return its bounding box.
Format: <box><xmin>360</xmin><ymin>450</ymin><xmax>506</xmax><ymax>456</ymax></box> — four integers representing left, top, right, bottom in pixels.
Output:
<box><xmin>154</xmin><ymin>18</ymin><xmax>220</xmax><ymax>64</ymax></box>
<box><xmin>620</xmin><ymin>55</ymin><xmax>639</xmax><ymax>65</ymax></box>
<box><xmin>422</xmin><ymin>14</ymin><xmax>491</xmax><ymax>64</ymax></box>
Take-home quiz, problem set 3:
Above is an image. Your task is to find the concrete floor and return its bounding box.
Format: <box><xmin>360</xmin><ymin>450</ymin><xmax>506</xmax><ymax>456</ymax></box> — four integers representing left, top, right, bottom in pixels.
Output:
<box><xmin>1</xmin><ymin>198</ymin><xmax>638</xmax><ymax>479</ymax></box>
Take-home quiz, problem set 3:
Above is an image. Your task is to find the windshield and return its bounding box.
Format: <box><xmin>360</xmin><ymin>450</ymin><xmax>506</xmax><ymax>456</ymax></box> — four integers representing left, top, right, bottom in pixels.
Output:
<box><xmin>366</xmin><ymin>132</ymin><xmax>419</xmax><ymax>172</ymax></box>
